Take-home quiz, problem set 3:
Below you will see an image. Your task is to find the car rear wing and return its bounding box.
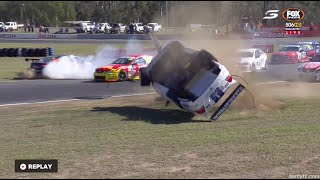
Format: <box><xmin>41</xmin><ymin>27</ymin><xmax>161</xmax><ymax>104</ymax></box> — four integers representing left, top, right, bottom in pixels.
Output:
<box><xmin>25</xmin><ymin>58</ymin><xmax>40</xmax><ymax>62</ymax></box>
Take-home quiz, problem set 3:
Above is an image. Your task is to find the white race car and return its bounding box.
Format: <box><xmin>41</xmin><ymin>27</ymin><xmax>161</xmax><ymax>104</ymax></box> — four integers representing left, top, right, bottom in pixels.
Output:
<box><xmin>236</xmin><ymin>48</ymin><xmax>268</xmax><ymax>72</ymax></box>
<box><xmin>139</xmin><ymin>33</ymin><xmax>248</xmax><ymax>121</ymax></box>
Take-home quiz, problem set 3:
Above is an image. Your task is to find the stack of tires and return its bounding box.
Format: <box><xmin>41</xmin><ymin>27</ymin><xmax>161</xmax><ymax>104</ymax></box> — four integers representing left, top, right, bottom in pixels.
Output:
<box><xmin>0</xmin><ymin>47</ymin><xmax>54</xmax><ymax>57</ymax></box>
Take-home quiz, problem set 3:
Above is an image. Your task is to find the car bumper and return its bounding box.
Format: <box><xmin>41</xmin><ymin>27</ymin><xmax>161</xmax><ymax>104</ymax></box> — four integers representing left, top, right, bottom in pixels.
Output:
<box><xmin>94</xmin><ymin>72</ymin><xmax>119</xmax><ymax>82</ymax></box>
<box><xmin>298</xmin><ymin>72</ymin><xmax>317</xmax><ymax>81</ymax></box>
<box><xmin>315</xmin><ymin>72</ymin><xmax>320</xmax><ymax>81</ymax></box>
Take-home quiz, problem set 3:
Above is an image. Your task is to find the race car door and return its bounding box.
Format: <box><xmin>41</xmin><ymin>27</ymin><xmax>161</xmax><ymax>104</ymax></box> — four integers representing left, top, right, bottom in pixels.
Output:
<box><xmin>259</xmin><ymin>49</ymin><xmax>267</xmax><ymax>68</ymax></box>
<box><xmin>132</xmin><ymin>57</ymin><xmax>147</xmax><ymax>78</ymax></box>
<box><xmin>299</xmin><ymin>45</ymin><xmax>311</xmax><ymax>62</ymax></box>
<box><xmin>254</xmin><ymin>49</ymin><xmax>263</xmax><ymax>69</ymax></box>
<box><xmin>305</xmin><ymin>44</ymin><xmax>316</xmax><ymax>59</ymax></box>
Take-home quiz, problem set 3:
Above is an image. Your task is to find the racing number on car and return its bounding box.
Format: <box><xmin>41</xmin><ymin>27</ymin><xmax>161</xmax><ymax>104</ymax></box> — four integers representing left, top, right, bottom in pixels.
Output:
<box><xmin>131</xmin><ymin>66</ymin><xmax>137</xmax><ymax>77</ymax></box>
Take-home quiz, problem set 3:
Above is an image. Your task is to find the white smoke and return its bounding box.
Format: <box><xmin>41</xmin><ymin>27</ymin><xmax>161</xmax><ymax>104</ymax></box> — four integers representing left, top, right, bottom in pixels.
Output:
<box><xmin>42</xmin><ymin>40</ymin><xmax>149</xmax><ymax>80</ymax></box>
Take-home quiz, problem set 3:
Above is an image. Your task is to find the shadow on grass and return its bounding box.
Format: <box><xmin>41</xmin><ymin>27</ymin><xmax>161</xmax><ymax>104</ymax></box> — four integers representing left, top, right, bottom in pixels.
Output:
<box><xmin>91</xmin><ymin>106</ymin><xmax>211</xmax><ymax>124</ymax></box>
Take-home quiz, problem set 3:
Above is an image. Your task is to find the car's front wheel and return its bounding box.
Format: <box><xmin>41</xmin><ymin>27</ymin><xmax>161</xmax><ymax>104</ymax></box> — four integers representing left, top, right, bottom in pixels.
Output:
<box><xmin>263</xmin><ymin>60</ymin><xmax>268</xmax><ymax>70</ymax></box>
<box><xmin>140</xmin><ymin>67</ymin><xmax>150</xmax><ymax>86</ymax></box>
<box><xmin>118</xmin><ymin>70</ymin><xmax>128</xmax><ymax>81</ymax></box>
<box><xmin>250</xmin><ymin>63</ymin><xmax>256</xmax><ymax>72</ymax></box>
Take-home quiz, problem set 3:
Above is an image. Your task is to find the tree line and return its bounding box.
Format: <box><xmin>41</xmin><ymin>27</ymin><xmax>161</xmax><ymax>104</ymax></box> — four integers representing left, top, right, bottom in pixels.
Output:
<box><xmin>0</xmin><ymin>1</ymin><xmax>318</xmax><ymax>27</ymax></box>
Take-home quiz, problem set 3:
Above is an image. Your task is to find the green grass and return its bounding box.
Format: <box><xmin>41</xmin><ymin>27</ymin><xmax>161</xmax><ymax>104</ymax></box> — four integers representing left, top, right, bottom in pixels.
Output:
<box><xmin>0</xmin><ymin>97</ymin><xmax>319</xmax><ymax>178</ymax></box>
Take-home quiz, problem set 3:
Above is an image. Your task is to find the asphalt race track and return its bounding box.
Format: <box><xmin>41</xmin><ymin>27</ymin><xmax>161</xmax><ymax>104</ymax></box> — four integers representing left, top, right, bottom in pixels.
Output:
<box><xmin>0</xmin><ymin>37</ymin><xmax>314</xmax><ymax>105</ymax></box>
<box><xmin>0</xmin><ymin>80</ymin><xmax>154</xmax><ymax>104</ymax></box>
<box><xmin>0</xmin><ymin>63</ymin><xmax>299</xmax><ymax>105</ymax></box>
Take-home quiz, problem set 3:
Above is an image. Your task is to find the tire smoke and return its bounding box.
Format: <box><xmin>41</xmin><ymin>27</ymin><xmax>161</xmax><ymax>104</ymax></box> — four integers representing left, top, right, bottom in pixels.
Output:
<box><xmin>42</xmin><ymin>41</ymin><xmax>146</xmax><ymax>80</ymax></box>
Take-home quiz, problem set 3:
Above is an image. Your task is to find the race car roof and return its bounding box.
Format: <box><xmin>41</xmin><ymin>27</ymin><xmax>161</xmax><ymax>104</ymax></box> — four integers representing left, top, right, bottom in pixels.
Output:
<box><xmin>237</xmin><ymin>48</ymin><xmax>257</xmax><ymax>52</ymax></box>
<box><xmin>280</xmin><ymin>44</ymin><xmax>301</xmax><ymax>47</ymax></box>
<box><xmin>121</xmin><ymin>54</ymin><xmax>152</xmax><ymax>59</ymax></box>
<box><xmin>297</xmin><ymin>41</ymin><xmax>320</xmax><ymax>45</ymax></box>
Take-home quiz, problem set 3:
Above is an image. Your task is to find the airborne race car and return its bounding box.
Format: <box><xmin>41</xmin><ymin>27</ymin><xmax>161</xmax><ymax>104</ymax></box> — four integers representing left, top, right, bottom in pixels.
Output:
<box><xmin>139</xmin><ymin>33</ymin><xmax>248</xmax><ymax>121</ymax></box>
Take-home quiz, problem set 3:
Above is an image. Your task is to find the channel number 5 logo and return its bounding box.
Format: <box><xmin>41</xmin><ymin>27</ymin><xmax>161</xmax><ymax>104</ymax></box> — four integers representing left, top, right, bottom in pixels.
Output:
<box><xmin>263</xmin><ymin>10</ymin><xmax>280</xmax><ymax>19</ymax></box>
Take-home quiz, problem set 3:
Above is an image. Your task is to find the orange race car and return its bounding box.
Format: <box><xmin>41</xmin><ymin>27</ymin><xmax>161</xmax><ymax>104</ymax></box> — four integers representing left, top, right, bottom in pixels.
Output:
<box><xmin>94</xmin><ymin>54</ymin><xmax>153</xmax><ymax>82</ymax></box>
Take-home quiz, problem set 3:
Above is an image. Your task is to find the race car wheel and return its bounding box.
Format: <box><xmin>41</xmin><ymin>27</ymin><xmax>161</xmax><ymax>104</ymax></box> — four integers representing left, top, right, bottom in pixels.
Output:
<box><xmin>25</xmin><ymin>68</ymin><xmax>36</xmax><ymax>79</ymax></box>
<box><xmin>140</xmin><ymin>67</ymin><xmax>150</xmax><ymax>86</ymax></box>
<box><xmin>198</xmin><ymin>49</ymin><xmax>218</xmax><ymax>62</ymax></box>
<box><xmin>250</xmin><ymin>63</ymin><xmax>256</xmax><ymax>72</ymax></box>
<box><xmin>263</xmin><ymin>60</ymin><xmax>268</xmax><ymax>70</ymax></box>
<box><xmin>118</xmin><ymin>70</ymin><xmax>128</xmax><ymax>81</ymax></box>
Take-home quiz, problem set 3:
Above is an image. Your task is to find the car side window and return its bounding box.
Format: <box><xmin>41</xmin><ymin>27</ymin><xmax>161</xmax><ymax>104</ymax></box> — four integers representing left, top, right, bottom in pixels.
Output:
<box><xmin>259</xmin><ymin>49</ymin><xmax>264</xmax><ymax>54</ymax></box>
<box><xmin>74</xmin><ymin>56</ymin><xmax>83</xmax><ymax>63</ymax></box>
<box><xmin>300</xmin><ymin>45</ymin><xmax>307</xmax><ymax>52</ymax></box>
<box><xmin>255</xmin><ymin>50</ymin><xmax>260</xmax><ymax>58</ymax></box>
<box><xmin>135</xmin><ymin>57</ymin><xmax>146</xmax><ymax>65</ymax></box>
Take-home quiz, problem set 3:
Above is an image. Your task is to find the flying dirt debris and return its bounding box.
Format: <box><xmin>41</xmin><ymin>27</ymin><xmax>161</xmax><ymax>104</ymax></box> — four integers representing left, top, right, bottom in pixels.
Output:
<box><xmin>140</xmin><ymin>33</ymin><xmax>254</xmax><ymax>121</ymax></box>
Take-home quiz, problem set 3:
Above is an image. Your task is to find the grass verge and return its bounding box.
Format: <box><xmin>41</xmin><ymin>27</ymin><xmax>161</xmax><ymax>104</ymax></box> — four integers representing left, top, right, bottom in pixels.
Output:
<box><xmin>0</xmin><ymin>95</ymin><xmax>319</xmax><ymax>178</ymax></box>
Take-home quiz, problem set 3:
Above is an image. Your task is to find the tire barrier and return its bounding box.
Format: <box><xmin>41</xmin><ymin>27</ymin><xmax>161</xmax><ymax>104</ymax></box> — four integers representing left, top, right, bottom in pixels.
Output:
<box><xmin>0</xmin><ymin>47</ymin><xmax>54</xmax><ymax>57</ymax></box>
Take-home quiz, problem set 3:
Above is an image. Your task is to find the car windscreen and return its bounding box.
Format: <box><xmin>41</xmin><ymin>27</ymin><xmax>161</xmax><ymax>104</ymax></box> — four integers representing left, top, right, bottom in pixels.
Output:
<box><xmin>237</xmin><ymin>51</ymin><xmax>254</xmax><ymax>58</ymax></box>
<box><xmin>279</xmin><ymin>46</ymin><xmax>299</xmax><ymax>52</ymax></box>
<box><xmin>5</xmin><ymin>23</ymin><xmax>10</xmax><ymax>26</ymax></box>
<box><xmin>112</xmin><ymin>57</ymin><xmax>132</xmax><ymax>64</ymax></box>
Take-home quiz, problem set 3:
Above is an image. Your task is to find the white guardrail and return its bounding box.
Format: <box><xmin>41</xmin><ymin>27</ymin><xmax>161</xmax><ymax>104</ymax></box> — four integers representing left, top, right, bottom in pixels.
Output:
<box><xmin>0</xmin><ymin>33</ymin><xmax>184</xmax><ymax>40</ymax></box>
<box><xmin>0</xmin><ymin>33</ymin><xmax>78</xmax><ymax>39</ymax></box>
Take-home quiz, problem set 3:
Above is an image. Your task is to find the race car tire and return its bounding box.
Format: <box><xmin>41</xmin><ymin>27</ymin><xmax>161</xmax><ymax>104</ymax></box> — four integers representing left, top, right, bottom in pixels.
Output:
<box><xmin>40</xmin><ymin>48</ymin><xmax>47</xmax><ymax>57</ymax></box>
<box><xmin>27</xmin><ymin>49</ymin><xmax>35</xmax><ymax>57</ymax></box>
<box><xmin>140</xmin><ymin>67</ymin><xmax>150</xmax><ymax>86</ymax></box>
<box><xmin>16</xmin><ymin>48</ymin><xmax>22</xmax><ymax>57</ymax></box>
<box><xmin>24</xmin><ymin>68</ymin><xmax>36</xmax><ymax>79</ymax></box>
<box><xmin>34</xmin><ymin>48</ymin><xmax>41</xmax><ymax>57</ymax></box>
<box><xmin>263</xmin><ymin>60</ymin><xmax>268</xmax><ymax>70</ymax></box>
<box><xmin>7</xmin><ymin>48</ymin><xmax>15</xmax><ymax>57</ymax></box>
<box><xmin>250</xmin><ymin>63</ymin><xmax>256</xmax><ymax>72</ymax></box>
<box><xmin>21</xmin><ymin>48</ymin><xmax>28</xmax><ymax>57</ymax></box>
<box><xmin>1</xmin><ymin>48</ymin><xmax>8</xmax><ymax>57</ymax></box>
<box><xmin>118</xmin><ymin>70</ymin><xmax>128</xmax><ymax>81</ymax></box>
<box><xmin>198</xmin><ymin>49</ymin><xmax>218</xmax><ymax>62</ymax></box>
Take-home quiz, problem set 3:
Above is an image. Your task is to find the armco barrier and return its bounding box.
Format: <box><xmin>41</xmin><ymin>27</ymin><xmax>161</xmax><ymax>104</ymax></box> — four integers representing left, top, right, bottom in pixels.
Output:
<box><xmin>76</xmin><ymin>34</ymin><xmax>184</xmax><ymax>40</ymax></box>
<box><xmin>0</xmin><ymin>33</ymin><xmax>77</xmax><ymax>39</ymax></box>
<box><xmin>1</xmin><ymin>32</ymin><xmax>319</xmax><ymax>40</ymax></box>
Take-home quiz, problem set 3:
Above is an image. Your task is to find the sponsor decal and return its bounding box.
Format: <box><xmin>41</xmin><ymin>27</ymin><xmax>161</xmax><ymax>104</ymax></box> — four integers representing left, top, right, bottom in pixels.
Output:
<box><xmin>263</xmin><ymin>10</ymin><xmax>280</xmax><ymax>20</ymax></box>
<box><xmin>211</xmin><ymin>84</ymin><xmax>245</xmax><ymax>121</ymax></box>
<box><xmin>0</xmin><ymin>34</ymin><xmax>17</xmax><ymax>38</ymax></box>
<box><xmin>282</xmin><ymin>8</ymin><xmax>305</xmax><ymax>22</ymax></box>
<box><xmin>38</xmin><ymin>34</ymin><xmax>57</xmax><ymax>39</ymax></box>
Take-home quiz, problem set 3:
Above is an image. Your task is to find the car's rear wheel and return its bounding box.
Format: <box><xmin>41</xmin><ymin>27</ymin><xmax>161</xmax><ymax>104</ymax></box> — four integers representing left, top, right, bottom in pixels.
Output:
<box><xmin>25</xmin><ymin>68</ymin><xmax>36</xmax><ymax>79</ymax></box>
<box><xmin>118</xmin><ymin>70</ymin><xmax>128</xmax><ymax>81</ymax></box>
<box><xmin>263</xmin><ymin>60</ymin><xmax>268</xmax><ymax>70</ymax></box>
<box><xmin>140</xmin><ymin>67</ymin><xmax>150</xmax><ymax>86</ymax></box>
<box><xmin>250</xmin><ymin>63</ymin><xmax>256</xmax><ymax>72</ymax></box>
